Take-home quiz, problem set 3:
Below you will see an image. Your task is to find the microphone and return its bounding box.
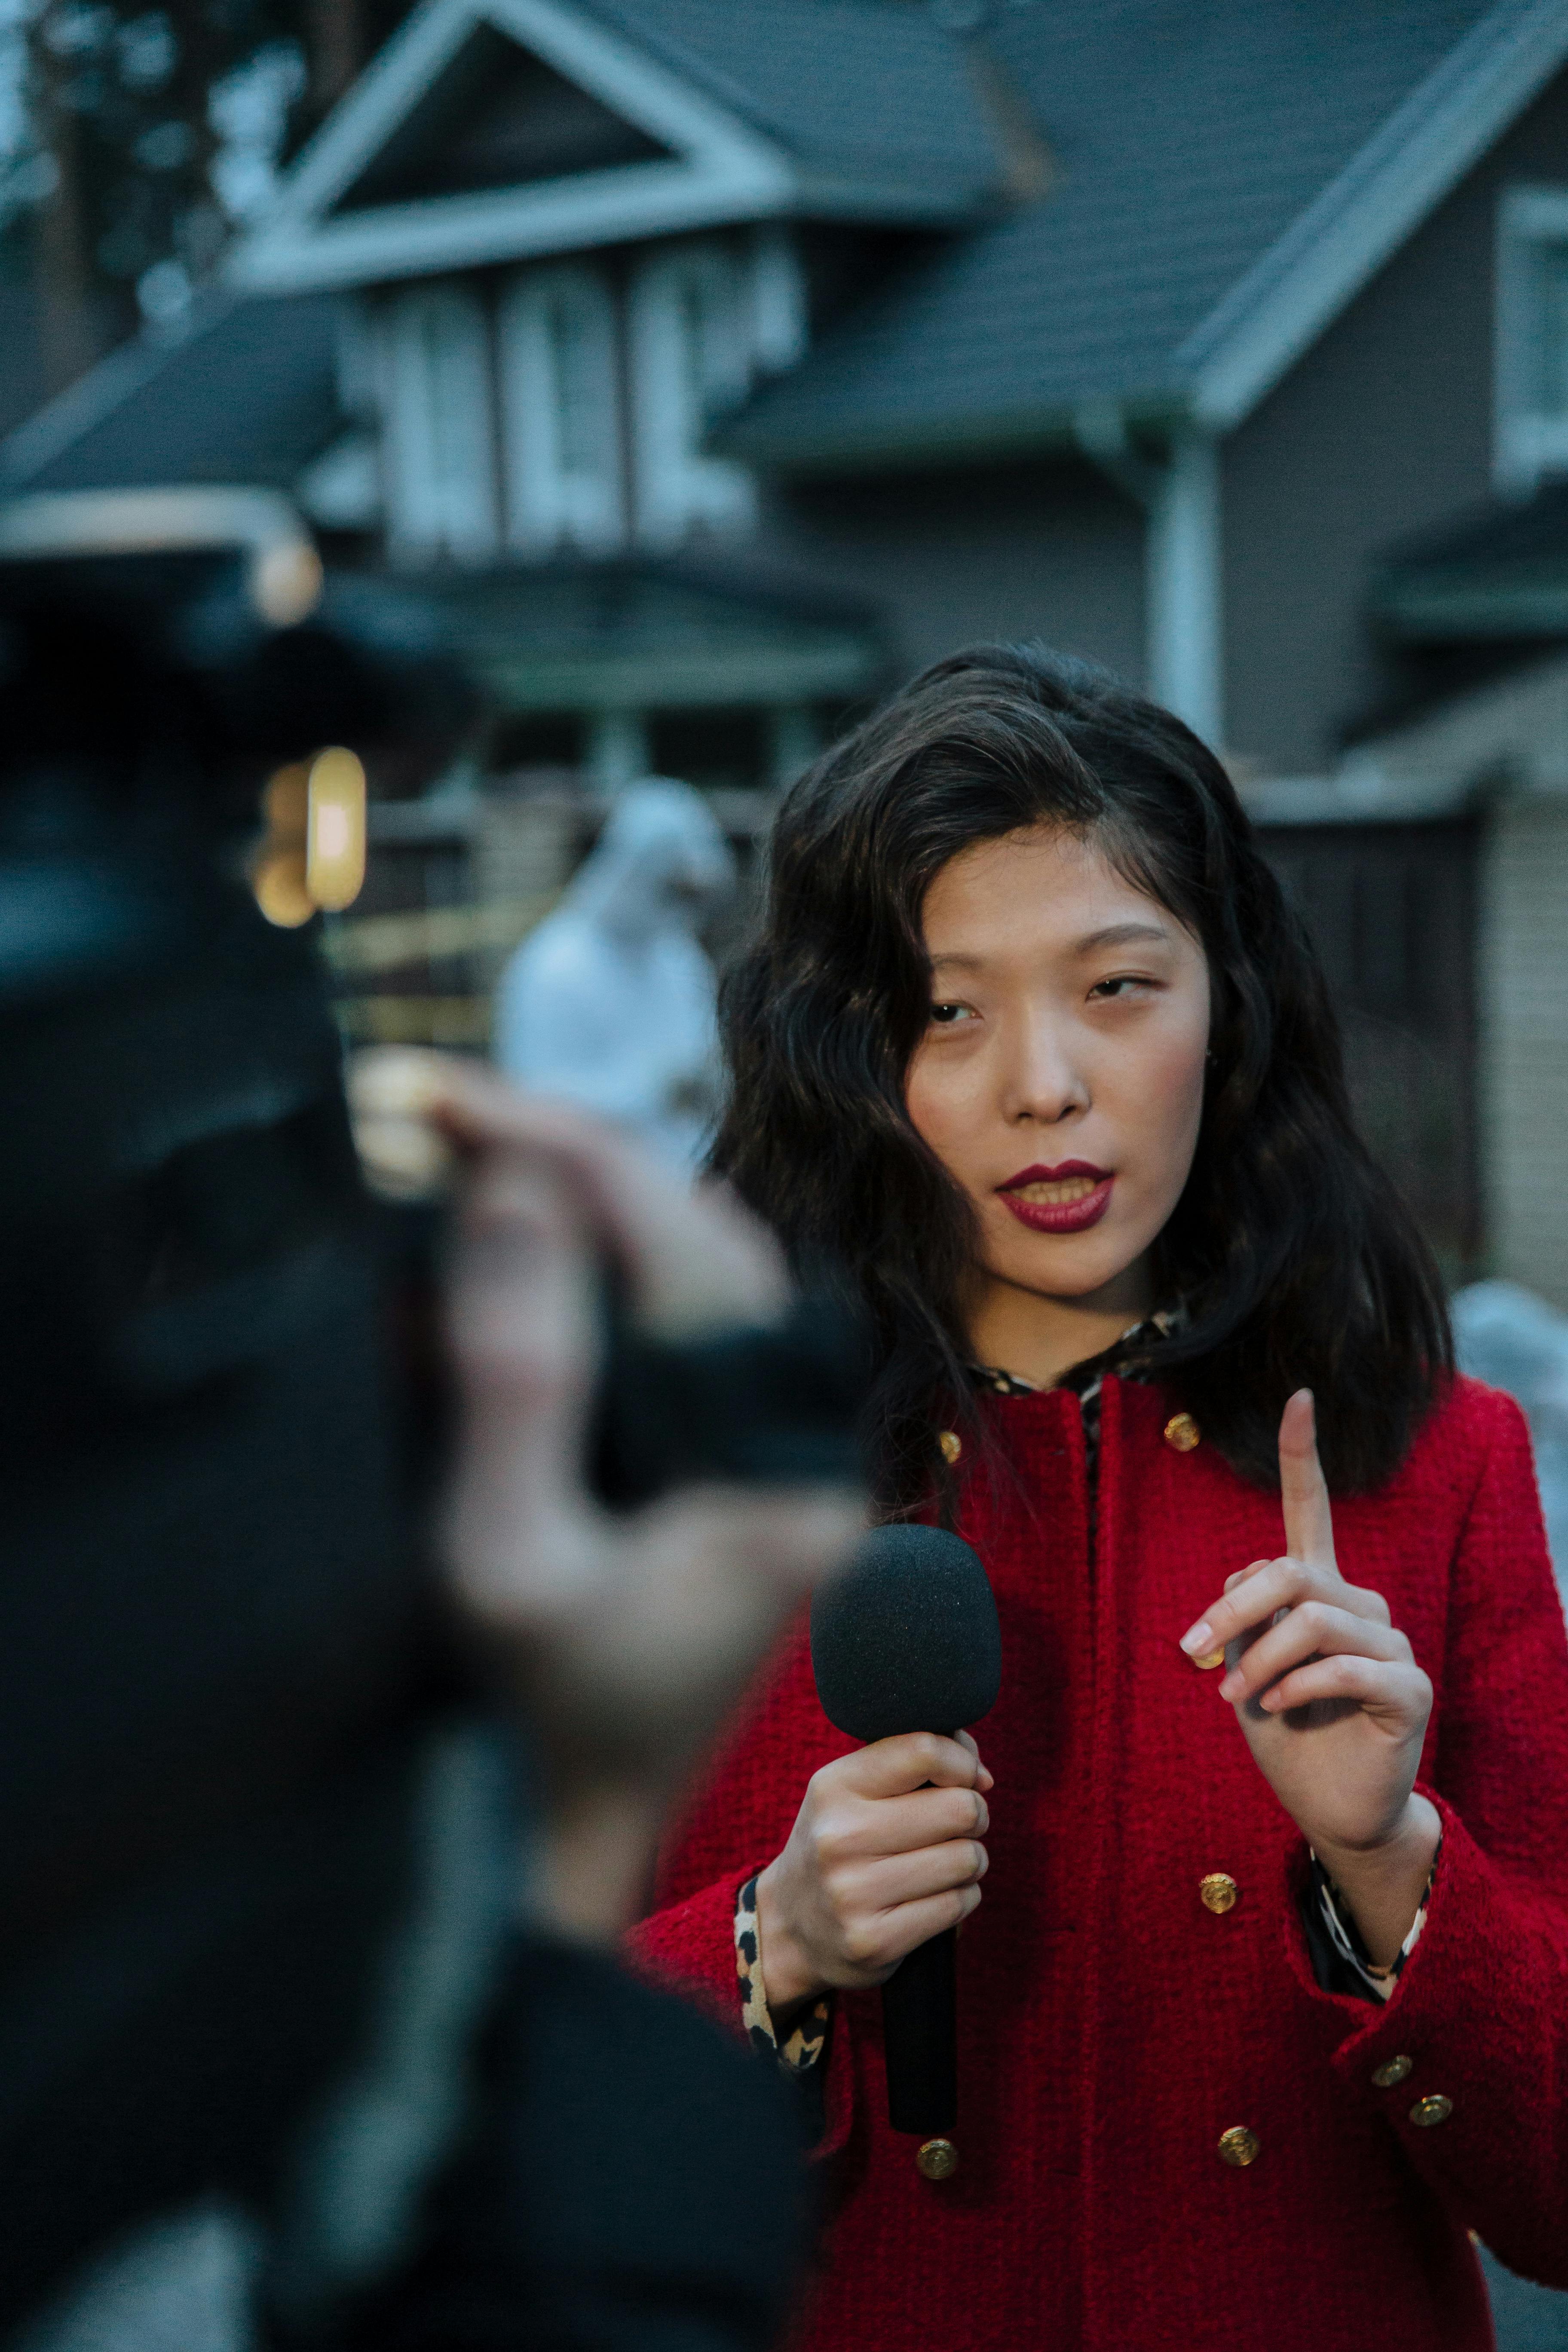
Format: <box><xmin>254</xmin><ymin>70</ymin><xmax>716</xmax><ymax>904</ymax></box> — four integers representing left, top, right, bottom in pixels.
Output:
<box><xmin>810</xmin><ymin>1524</ymin><xmax>1001</xmax><ymax>2167</ymax></box>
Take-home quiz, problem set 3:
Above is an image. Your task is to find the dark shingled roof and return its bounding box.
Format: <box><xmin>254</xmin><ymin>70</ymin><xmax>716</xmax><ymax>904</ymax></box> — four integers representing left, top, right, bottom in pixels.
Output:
<box><xmin>3</xmin><ymin>293</ymin><xmax>343</xmax><ymax>494</ymax></box>
<box><xmin>4</xmin><ymin>0</ymin><xmax>1542</xmax><ymax>496</ymax></box>
<box><xmin>579</xmin><ymin>0</ymin><xmax>1011</xmax><ymax>211</ymax></box>
<box><xmin>723</xmin><ymin>0</ymin><xmax>1504</xmax><ymax>469</ymax></box>
<box><xmin>412</xmin><ymin>556</ymin><xmax>887</xmax><ymax>708</ymax></box>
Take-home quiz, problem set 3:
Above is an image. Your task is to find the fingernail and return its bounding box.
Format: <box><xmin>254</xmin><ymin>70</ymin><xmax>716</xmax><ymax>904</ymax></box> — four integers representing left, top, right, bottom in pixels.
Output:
<box><xmin>1179</xmin><ymin>1620</ymin><xmax>1214</xmax><ymax>1656</ymax></box>
<box><xmin>1217</xmin><ymin>1670</ymin><xmax>1242</xmax><ymax>1701</ymax></box>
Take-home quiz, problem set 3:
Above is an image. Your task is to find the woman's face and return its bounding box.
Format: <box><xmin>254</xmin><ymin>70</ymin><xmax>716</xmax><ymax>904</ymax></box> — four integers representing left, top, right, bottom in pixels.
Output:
<box><xmin>904</xmin><ymin>823</ymin><xmax>1211</xmax><ymax>1310</ymax></box>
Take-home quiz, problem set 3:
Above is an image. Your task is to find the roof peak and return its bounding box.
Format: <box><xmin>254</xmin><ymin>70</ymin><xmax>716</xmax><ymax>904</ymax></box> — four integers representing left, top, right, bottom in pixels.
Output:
<box><xmin>228</xmin><ymin>0</ymin><xmax>1013</xmax><ymax>297</ymax></box>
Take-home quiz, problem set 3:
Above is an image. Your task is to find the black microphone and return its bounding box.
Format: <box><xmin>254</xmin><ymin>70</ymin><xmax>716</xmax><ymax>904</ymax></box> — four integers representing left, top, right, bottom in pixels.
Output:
<box><xmin>810</xmin><ymin>1524</ymin><xmax>1001</xmax><ymax>2165</ymax></box>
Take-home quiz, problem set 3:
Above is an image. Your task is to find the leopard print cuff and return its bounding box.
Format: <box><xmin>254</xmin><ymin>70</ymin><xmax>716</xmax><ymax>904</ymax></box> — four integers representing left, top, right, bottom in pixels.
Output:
<box><xmin>1311</xmin><ymin>1839</ymin><xmax>1442</xmax><ymax>2002</ymax></box>
<box><xmin>735</xmin><ymin>1874</ymin><xmax>830</xmax><ymax>2072</ymax></box>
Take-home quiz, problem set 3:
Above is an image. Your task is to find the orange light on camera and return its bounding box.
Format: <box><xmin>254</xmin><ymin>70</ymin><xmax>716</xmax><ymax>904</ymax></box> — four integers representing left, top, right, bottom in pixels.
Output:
<box><xmin>253</xmin><ymin>849</ymin><xmax>315</xmax><ymax>927</ymax></box>
<box><xmin>252</xmin><ymin>748</ymin><xmax>366</xmax><ymax>925</ymax></box>
<box><xmin>306</xmin><ymin>747</ymin><xmax>366</xmax><ymax>912</ymax></box>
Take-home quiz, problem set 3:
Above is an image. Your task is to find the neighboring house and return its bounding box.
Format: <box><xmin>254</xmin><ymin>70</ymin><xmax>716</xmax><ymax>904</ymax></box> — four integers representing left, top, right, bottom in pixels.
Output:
<box><xmin>11</xmin><ymin>0</ymin><xmax>1568</xmax><ymax>1300</ymax></box>
<box><xmin>1313</xmin><ymin>487</ymin><xmax>1568</xmax><ymax>1311</ymax></box>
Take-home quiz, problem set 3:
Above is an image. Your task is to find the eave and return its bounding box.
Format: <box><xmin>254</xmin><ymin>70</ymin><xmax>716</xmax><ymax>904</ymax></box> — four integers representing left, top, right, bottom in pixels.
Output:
<box><xmin>717</xmin><ymin>389</ymin><xmax>1189</xmax><ymax>481</ymax></box>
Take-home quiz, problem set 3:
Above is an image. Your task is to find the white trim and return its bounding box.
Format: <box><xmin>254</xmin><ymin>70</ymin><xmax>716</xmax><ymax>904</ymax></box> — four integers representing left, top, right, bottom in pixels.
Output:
<box><xmin>1146</xmin><ymin>430</ymin><xmax>1223</xmax><ymax>749</ymax></box>
<box><xmin>498</xmin><ymin>261</ymin><xmax>625</xmax><ymax>554</ymax></box>
<box><xmin>380</xmin><ymin>280</ymin><xmax>500</xmax><ymax>563</ymax></box>
<box><xmin>227</xmin><ymin>0</ymin><xmax>793</xmax><ymax>296</ymax></box>
<box><xmin>233</xmin><ymin>158</ymin><xmax>792</xmax><ymax>292</ymax></box>
<box><xmin>1074</xmin><ymin>412</ymin><xmax>1224</xmax><ymax>749</ymax></box>
<box><xmin>0</xmin><ymin>483</ymin><xmax>308</xmax><ymax>560</ymax></box>
<box><xmin>0</xmin><ymin>484</ymin><xmax>323</xmax><ymax>622</ymax></box>
<box><xmin>1331</xmin><ymin>650</ymin><xmax>1568</xmax><ymax>810</ymax></box>
<box><xmin>1185</xmin><ymin>0</ymin><xmax>1568</xmax><ymax>430</ymax></box>
<box><xmin>1239</xmin><ymin>772</ymin><xmax>1475</xmax><ymax>825</ymax></box>
<box><xmin>1494</xmin><ymin>181</ymin><xmax>1568</xmax><ymax>492</ymax></box>
<box><xmin>585</xmin><ymin>708</ymin><xmax>649</xmax><ymax>790</ymax></box>
<box><xmin>749</xmin><ymin>223</ymin><xmax>808</xmax><ymax>376</ymax></box>
<box><xmin>628</xmin><ymin>240</ymin><xmax>757</xmax><ymax>548</ymax></box>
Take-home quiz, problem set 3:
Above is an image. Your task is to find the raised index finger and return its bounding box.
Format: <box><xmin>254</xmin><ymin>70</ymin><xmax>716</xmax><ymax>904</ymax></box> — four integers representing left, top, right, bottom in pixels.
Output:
<box><xmin>1278</xmin><ymin>1388</ymin><xmax>1335</xmax><ymax>1569</ymax></box>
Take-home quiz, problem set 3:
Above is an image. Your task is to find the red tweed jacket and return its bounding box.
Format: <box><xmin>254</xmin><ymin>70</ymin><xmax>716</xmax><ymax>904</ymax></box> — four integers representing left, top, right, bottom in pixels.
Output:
<box><xmin>628</xmin><ymin>1374</ymin><xmax>1568</xmax><ymax>2352</ymax></box>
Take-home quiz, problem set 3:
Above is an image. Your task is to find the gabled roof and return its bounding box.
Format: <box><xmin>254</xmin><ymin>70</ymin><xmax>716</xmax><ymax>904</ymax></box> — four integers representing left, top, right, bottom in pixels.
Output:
<box><xmin>229</xmin><ymin>0</ymin><xmax>1012</xmax><ymax>295</ymax></box>
<box><xmin>577</xmin><ymin>0</ymin><xmax>1020</xmax><ymax>204</ymax></box>
<box><xmin>1</xmin><ymin>295</ymin><xmax>343</xmax><ymax>494</ymax></box>
<box><xmin>725</xmin><ymin>0</ymin><xmax>1568</xmax><ymax>471</ymax></box>
<box><xmin>15</xmin><ymin>0</ymin><xmax>1568</xmax><ymax>498</ymax></box>
<box><xmin>410</xmin><ymin>555</ymin><xmax>886</xmax><ymax>708</ymax></box>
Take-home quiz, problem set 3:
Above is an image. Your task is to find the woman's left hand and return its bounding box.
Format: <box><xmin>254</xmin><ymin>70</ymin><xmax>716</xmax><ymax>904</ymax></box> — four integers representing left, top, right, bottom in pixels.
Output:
<box><xmin>1179</xmin><ymin>1390</ymin><xmax>1440</xmax><ymax>1963</ymax></box>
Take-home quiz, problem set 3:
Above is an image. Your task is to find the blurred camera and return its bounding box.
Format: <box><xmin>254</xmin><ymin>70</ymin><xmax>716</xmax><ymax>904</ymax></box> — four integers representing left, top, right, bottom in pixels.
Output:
<box><xmin>0</xmin><ymin>485</ymin><xmax>863</xmax><ymax>2328</ymax></box>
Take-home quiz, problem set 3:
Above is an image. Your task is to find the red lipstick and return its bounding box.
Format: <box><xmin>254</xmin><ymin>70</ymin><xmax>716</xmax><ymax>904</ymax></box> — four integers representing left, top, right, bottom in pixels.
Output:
<box><xmin>996</xmin><ymin>1161</ymin><xmax>1114</xmax><ymax>1234</ymax></box>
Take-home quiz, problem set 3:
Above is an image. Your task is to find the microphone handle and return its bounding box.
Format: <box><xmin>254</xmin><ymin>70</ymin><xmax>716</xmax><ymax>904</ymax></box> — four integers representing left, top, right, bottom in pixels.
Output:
<box><xmin>881</xmin><ymin>1924</ymin><xmax>957</xmax><ymax>2135</ymax></box>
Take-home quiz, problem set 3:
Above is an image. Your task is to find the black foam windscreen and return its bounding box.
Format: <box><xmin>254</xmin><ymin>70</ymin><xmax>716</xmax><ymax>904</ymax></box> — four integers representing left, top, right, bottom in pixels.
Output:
<box><xmin>810</xmin><ymin>1524</ymin><xmax>1001</xmax><ymax>1743</ymax></box>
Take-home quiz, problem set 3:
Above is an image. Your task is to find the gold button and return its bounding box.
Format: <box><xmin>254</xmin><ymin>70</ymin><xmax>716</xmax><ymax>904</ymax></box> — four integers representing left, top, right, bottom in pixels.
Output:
<box><xmin>1371</xmin><ymin>2054</ymin><xmax>1412</xmax><ymax>2089</ymax></box>
<box><xmin>1200</xmin><ymin>1872</ymin><xmax>1238</xmax><ymax>1914</ymax></box>
<box><xmin>1217</xmin><ymin>2125</ymin><xmax>1260</xmax><ymax>2168</ymax></box>
<box><xmin>1409</xmin><ymin>2094</ymin><xmax>1452</xmax><ymax>2128</ymax></box>
<box><xmin>937</xmin><ymin>1430</ymin><xmax>962</xmax><ymax>1464</ymax></box>
<box><xmin>916</xmin><ymin>2137</ymin><xmax>958</xmax><ymax>2180</ymax></box>
<box><xmin>1164</xmin><ymin>1412</ymin><xmax>1200</xmax><ymax>1452</ymax></box>
<box><xmin>1191</xmin><ymin>1648</ymin><xmax>1226</xmax><ymax>1672</ymax></box>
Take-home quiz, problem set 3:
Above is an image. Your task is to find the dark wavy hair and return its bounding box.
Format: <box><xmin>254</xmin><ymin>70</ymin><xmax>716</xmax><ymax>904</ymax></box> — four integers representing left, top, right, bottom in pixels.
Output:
<box><xmin>710</xmin><ymin>644</ymin><xmax>1452</xmax><ymax>1515</ymax></box>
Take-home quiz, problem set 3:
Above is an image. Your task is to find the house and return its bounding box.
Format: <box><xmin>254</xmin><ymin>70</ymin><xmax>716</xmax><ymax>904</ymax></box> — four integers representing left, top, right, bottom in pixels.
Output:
<box><xmin>11</xmin><ymin>0</ymin><xmax>1568</xmax><ymax>1299</ymax></box>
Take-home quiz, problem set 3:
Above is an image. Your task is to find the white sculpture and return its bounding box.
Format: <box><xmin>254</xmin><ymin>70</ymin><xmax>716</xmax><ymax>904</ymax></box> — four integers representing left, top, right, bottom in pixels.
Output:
<box><xmin>493</xmin><ymin>778</ymin><xmax>736</xmax><ymax>1173</ymax></box>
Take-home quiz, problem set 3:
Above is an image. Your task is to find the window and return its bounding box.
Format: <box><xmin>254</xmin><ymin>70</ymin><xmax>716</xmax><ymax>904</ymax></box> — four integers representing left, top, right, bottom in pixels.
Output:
<box><xmin>380</xmin><ymin>282</ymin><xmax>499</xmax><ymax>562</ymax></box>
<box><xmin>370</xmin><ymin>229</ymin><xmax>807</xmax><ymax>567</ymax></box>
<box><xmin>629</xmin><ymin>239</ymin><xmax>759</xmax><ymax>548</ymax></box>
<box><xmin>499</xmin><ymin>264</ymin><xmax>625</xmax><ymax>555</ymax></box>
<box><xmin>1496</xmin><ymin>187</ymin><xmax>1568</xmax><ymax>495</ymax></box>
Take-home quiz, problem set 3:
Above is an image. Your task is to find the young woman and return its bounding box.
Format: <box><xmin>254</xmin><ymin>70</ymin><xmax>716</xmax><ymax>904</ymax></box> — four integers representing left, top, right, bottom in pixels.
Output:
<box><xmin>627</xmin><ymin>647</ymin><xmax>1568</xmax><ymax>2352</ymax></box>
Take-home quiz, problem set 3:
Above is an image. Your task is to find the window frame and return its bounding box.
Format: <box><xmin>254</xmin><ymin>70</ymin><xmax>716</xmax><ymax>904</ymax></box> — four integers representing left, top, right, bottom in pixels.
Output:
<box><xmin>1495</xmin><ymin>184</ymin><xmax>1568</xmax><ymax>496</ymax></box>
<box><xmin>498</xmin><ymin>262</ymin><xmax>628</xmax><ymax>557</ymax></box>
<box><xmin>628</xmin><ymin>237</ymin><xmax>760</xmax><ymax>549</ymax></box>
<box><xmin>379</xmin><ymin>279</ymin><xmax>501</xmax><ymax>564</ymax></box>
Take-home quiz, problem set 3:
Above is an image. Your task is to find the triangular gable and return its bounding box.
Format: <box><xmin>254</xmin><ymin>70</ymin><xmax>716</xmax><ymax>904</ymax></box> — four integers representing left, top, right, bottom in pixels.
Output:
<box><xmin>229</xmin><ymin>0</ymin><xmax>793</xmax><ymax>295</ymax></box>
<box><xmin>335</xmin><ymin>21</ymin><xmax>672</xmax><ymax>211</ymax></box>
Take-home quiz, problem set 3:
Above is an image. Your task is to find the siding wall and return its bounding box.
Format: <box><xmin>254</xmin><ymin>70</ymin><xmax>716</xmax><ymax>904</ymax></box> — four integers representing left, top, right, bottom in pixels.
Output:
<box><xmin>754</xmin><ymin>456</ymin><xmax>1145</xmax><ymax>695</ymax></box>
<box><xmin>1223</xmin><ymin>65</ymin><xmax>1568</xmax><ymax>775</ymax></box>
<box><xmin>1480</xmin><ymin>793</ymin><xmax>1568</xmax><ymax>1307</ymax></box>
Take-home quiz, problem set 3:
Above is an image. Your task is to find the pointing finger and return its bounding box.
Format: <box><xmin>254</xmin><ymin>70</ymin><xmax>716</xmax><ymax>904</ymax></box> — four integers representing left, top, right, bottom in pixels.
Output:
<box><xmin>1278</xmin><ymin>1388</ymin><xmax>1335</xmax><ymax>1570</ymax></box>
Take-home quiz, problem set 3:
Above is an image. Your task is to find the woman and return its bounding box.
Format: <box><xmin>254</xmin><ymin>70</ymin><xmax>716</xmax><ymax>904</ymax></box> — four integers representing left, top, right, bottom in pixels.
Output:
<box><xmin>628</xmin><ymin>648</ymin><xmax>1568</xmax><ymax>2352</ymax></box>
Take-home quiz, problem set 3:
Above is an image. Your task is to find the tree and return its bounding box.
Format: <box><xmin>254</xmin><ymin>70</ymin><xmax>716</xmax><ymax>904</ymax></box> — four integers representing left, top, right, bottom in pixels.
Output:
<box><xmin>0</xmin><ymin>0</ymin><xmax>415</xmax><ymax>398</ymax></box>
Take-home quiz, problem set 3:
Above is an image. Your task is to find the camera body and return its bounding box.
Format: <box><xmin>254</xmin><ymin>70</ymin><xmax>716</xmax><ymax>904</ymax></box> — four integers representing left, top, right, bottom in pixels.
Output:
<box><xmin>0</xmin><ymin>502</ymin><xmax>462</xmax><ymax>2325</ymax></box>
<box><xmin>0</xmin><ymin>491</ymin><xmax>864</xmax><ymax>2326</ymax></box>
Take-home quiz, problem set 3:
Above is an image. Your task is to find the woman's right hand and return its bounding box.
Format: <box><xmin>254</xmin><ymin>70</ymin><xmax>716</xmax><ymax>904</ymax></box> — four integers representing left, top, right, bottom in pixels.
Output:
<box><xmin>753</xmin><ymin>1732</ymin><xmax>993</xmax><ymax>2014</ymax></box>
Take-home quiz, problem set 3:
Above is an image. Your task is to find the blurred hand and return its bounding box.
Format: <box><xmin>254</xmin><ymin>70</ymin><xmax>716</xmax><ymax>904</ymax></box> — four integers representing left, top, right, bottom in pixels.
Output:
<box><xmin>355</xmin><ymin>1053</ymin><xmax>864</xmax><ymax>1936</ymax></box>
<box><xmin>755</xmin><ymin>1732</ymin><xmax>992</xmax><ymax>2015</ymax></box>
